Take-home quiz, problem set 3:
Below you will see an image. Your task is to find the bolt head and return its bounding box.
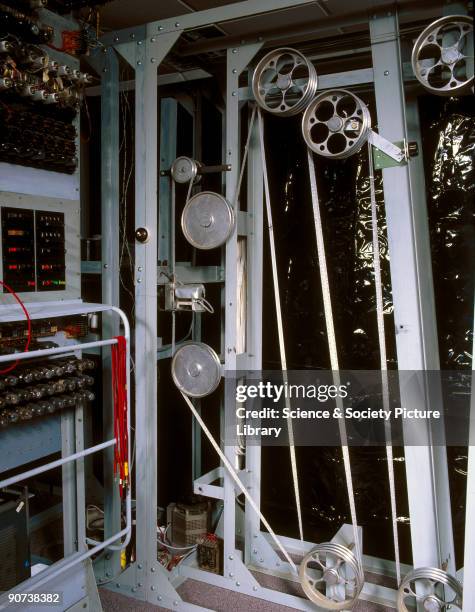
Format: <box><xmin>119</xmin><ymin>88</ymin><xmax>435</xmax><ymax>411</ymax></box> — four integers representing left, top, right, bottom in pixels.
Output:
<box><xmin>151</xmin><ymin>37</ymin><xmax>156</xmax><ymax>42</ymax></box>
<box><xmin>232</xmin><ymin>48</ymin><xmax>237</xmax><ymax>53</ymax></box>
<box><xmin>236</xmin><ymin>582</ymin><xmax>240</xmax><ymax>587</ymax></box>
<box><xmin>253</xmin><ymin>586</ymin><xmax>258</xmax><ymax>592</ymax></box>
<box><xmin>384</xmin><ymin>70</ymin><xmax>389</xmax><ymax>76</ymax></box>
<box><xmin>228</xmin><ymin>555</ymin><xmax>234</xmax><ymax>560</ymax></box>
<box><xmin>151</xmin><ymin>58</ymin><xmax>156</xmax><ymax>63</ymax></box>
<box><xmin>137</xmin><ymin>40</ymin><xmax>142</xmax><ymax>45</ymax></box>
<box><xmin>137</xmin><ymin>61</ymin><xmax>142</xmax><ymax>66</ymax></box>
<box><xmin>175</xmin><ymin>22</ymin><xmax>180</xmax><ymax>27</ymax></box>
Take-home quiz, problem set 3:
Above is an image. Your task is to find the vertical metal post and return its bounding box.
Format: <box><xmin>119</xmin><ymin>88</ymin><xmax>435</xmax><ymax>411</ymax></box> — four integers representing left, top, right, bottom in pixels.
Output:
<box><xmin>61</xmin><ymin>413</ymin><xmax>77</xmax><ymax>556</ymax></box>
<box><xmin>134</xmin><ymin>37</ymin><xmax>159</xmax><ymax>582</ymax></box>
<box><xmin>244</xmin><ymin>112</ymin><xmax>264</xmax><ymax>564</ymax></box>
<box><xmin>158</xmin><ymin>99</ymin><xmax>177</xmax><ymax>266</ymax></box>
<box><xmin>223</xmin><ymin>42</ymin><xmax>262</xmax><ymax>579</ymax></box>
<box><xmin>370</xmin><ymin>12</ymin><xmax>454</xmax><ymax>570</ymax></box>
<box><xmin>101</xmin><ymin>46</ymin><xmax>121</xmax><ymax>576</ymax></box>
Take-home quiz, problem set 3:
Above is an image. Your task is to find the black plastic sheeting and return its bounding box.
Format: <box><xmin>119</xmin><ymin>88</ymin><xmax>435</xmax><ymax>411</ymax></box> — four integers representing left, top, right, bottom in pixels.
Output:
<box><xmin>261</xmin><ymin>94</ymin><xmax>473</xmax><ymax>565</ymax></box>
<box><xmin>420</xmin><ymin>95</ymin><xmax>474</xmax><ymax>567</ymax></box>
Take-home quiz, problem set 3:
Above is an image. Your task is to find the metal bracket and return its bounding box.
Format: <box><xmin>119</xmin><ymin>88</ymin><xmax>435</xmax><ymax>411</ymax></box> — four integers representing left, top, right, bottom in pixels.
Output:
<box><xmin>368</xmin><ymin>130</ymin><xmax>406</xmax><ymax>168</ymax></box>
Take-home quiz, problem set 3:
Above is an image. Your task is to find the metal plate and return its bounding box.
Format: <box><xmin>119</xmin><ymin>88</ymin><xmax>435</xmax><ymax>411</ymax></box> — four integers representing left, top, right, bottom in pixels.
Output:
<box><xmin>171</xmin><ymin>341</ymin><xmax>221</xmax><ymax>397</ymax></box>
<box><xmin>411</xmin><ymin>15</ymin><xmax>473</xmax><ymax>96</ymax></box>
<box><xmin>181</xmin><ymin>191</ymin><xmax>235</xmax><ymax>250</ymax></box>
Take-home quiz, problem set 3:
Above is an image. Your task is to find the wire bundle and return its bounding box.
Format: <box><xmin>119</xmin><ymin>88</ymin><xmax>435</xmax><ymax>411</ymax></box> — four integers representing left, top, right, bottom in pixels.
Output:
<box><xmin>112</xmin><ymin>334</ymin><xmax>128</xmax><ymax>497</ymax></box>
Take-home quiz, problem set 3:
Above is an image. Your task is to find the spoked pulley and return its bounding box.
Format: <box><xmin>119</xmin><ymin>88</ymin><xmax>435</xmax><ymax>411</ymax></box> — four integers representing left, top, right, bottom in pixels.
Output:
<box><xmin>397</xmin><ymin>567</ymin><xmax>463</xmax><ymax>612</ymax></box>
<box><xmin>252</xmin><ymin>47</ymin><xmax>318</xmax><ymax>116</ymax></box>
<box><xmin>411</xmin><ymin>15</ymin><xmax>473</xmax><ymax>96</ymax></box>
<box><xmin>299</xmin><ymin>542</ymin><xmax>364</xmax><ymax>610</ymax></box>
<box><xmin>302</xmin><ymin>89</ymin><xmax>371</xmax><ymax>159</ymax></box>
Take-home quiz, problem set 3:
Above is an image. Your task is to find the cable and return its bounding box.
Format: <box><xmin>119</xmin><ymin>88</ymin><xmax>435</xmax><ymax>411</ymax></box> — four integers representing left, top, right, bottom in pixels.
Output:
<box><xmin>257</xmin><ymin>108</ymin><xmax>304</xmax><ymax>542</ymax></box>
<box><xmin>179</xmin><ymin>390</ymin><xmax>297</xmax><ymax>573</ymax></box>
<box><xmin>0</xmin><ymin>280</ymin><xmax>32</xmax><ymax>375</ymax></box>
<box><xmin>306</xmin><ymin>148</ymin><xmax>363</xmax><ymax>568</ymax></box>
<box><xmin>367</xmin><ymin>141</ymin><xmax>401</xmax><ymax>585</ymax></box>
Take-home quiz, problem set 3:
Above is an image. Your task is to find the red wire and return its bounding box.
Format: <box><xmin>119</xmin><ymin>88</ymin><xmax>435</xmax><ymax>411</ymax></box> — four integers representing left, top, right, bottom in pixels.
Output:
<box><xmin>111</xmin><ymin>335</ymin><xmax>128</xmax><ymax>497</ymax></box>
<box><xmin>0</xmin><ymin>280</ymin><xmax>32</xmax><ymax>375</ymax></box>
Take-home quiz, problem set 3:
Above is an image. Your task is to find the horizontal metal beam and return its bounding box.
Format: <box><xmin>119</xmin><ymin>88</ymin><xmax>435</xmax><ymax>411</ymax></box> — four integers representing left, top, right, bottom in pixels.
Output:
<box><xmin>158</xmin><ymin>264</ymin><xmax>224</xmax><ymax>284</ymax></box>
<box><xmin>176</xmin><ymin>0</ymin><xmax>440</xmax><ymax>57</ymax></box>
<box><xmin>86</xmin><ymin>69</ymin><xmax>212</xmax><ymax>97</ymax></box>
<box><xmin>101</xmin><ymin>0</ymin><xmax>317</xmax><ymax>45</ymax></box>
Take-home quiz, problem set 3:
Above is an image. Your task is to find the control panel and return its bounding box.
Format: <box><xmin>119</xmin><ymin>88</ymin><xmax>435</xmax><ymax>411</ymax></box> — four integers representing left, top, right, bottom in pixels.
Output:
<box><xmin>0</xmin><ymin>191</ymin><xmax>80</xmax><ymax>302</ymax></box>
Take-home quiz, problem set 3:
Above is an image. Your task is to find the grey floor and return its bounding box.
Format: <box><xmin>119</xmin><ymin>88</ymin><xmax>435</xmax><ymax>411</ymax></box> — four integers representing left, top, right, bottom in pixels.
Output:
<box><xmin>99</xmin><ymin>574</ymin><xmax>396</xmax><ymax>611</ymax></box>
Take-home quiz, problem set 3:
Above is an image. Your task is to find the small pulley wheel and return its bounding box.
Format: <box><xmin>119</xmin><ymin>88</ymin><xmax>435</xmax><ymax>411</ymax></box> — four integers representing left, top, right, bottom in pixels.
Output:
<box><xmin>411</xmin><ymin>15</ymin><xmax>473</xmax><ymax>96</ymax></box>
<box><xmin>302</xmin><ymin>89</ymin><xmax>371</xmax><ymax>159</ymax></box>
<box><xmin>252</xmin><ymin>47</ymin><xmax>318</xmax><ymax>116</ymax></box>
<box><xmin>171</xmin><ymin>341</ymin><xmax>221</xmax><ymax>398</ymax></box>
<box><xmin>171</xmin><ymin>156</ymin><xmax>202</xmax><ymax>184</ymax></box>
<box><xmin>397</xmin><ymin>567</ymin><xmax>463</xmax><ymax>611</ymax></box>
<box><xmin>299</xmin><ymin>542</ymin><xmax>364</xmax><ymax>610</ymax></box>
<box><xmin>181</xmin><ymin>191</ymin><xmax>235</xmax><ymax>250</ymax></box>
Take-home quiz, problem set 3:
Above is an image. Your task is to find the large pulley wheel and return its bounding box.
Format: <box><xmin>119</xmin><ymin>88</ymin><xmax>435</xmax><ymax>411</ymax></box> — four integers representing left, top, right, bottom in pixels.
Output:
<box><xmin>299</xmin><ymin>542</ymin><xmax>364</xmax><ymax>610</ymax></box>
<box><xmin>411</xmin><ymin>15</ymin><xmax>473</xmax><ymax>96</ymax></box>
<box><xmin>397</xmin><ymin>567</ymin><xmax>463</xmax><ymax>611</ymax></box>
<box><xmin>302</xmin><ymin>89</ymin><xmax>371</xmax><ymax>159</ymax></box>
<box><xmin>181</xmin><ymin>191</ymin><xmax>235</xmax><ymax>250</ymax></box>
<box><xmin>171</xmin><ymin>341</ymin><xmax>221</xmax><ymax>398</ymax></box>
<box><xmin>252</xmin><ymin>47</ymin><xmax>318</xmax><ymax>116</ymax></box>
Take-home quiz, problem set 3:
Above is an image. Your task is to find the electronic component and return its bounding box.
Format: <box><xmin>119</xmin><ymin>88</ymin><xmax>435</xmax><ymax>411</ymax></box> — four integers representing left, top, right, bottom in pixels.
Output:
<box><xmin>36</xmin><ymin>211</ymin><xmax>66</xmax><ymax>291</ymax></box>
<box><xmin>169</xmin><ymin>503</ymin><xmax>209</xmax><ymax>547</ymax></box>
<box><xmin>0</xmin><ymin>489</ymin><xmax>30</xmax><ymax>591</ymax></box>
<box><xmin>0</xmin><ymin>357</ymin><xmax>95</xmax><ymax>428</ymax></box>
<box><xmin>1</xmin><ymin>207</ymin><xmax>35</xmax><ymax>292</ymax></box>
<box><xmin>1</xmin><ymin>207</ymin><xmax>66</xmax><ymax>293</ymax></box>
<box><xmin>161</xmin><ymin>282</ymin><xmax>214</xmax><ymax>313</ymax></box>
<box><xmin>197</xmin><ymin>534</ymin><xmax>223</xmax><ymax>575</ymax></box>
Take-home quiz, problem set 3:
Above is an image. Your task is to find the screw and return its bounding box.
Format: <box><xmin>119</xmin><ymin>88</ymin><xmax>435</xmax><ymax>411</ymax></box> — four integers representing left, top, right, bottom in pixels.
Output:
<box><xmin>103</xmin><ymin>68</ymin><xmax>107</xmax><ymax>73</ymax></box>
<box><xmin>232</xmin><ymin>48</ymin><xmax>237</xmax><ymax>53</ymax></box>
<box><xmin>116</xmin><ymin>583</ymin><xmax>120</xmax><ymax>588</ymax></box>
<box><xmin>137</xmin><ymin>40</ymin><xmax>142</xmax><ymax>45</ymax></box>
<box><xmin>114</xmin><ymin>36</ymin><xmax>119</xmax><ymax>42</ymax></box>
<box><xmin>384</xmin><ymin>70</ymin><xmax>389</xmax><ymax>76</ymax></box>
<box><xmin>137</xmin><ymin>61</ymin><xmax>142</xmax><ymax>66</ymax></box>
<box><xmin>104</xmin><ymin>264</ymin><xmax>109</xmax><ymax>269</ymax></box>
<box><xmin>105</xmin><ymin>572</ymin><xmax>111</xmax><ymax>577</ymax></box>
<box><xmin>236</xmin><ymin>582</ymin><xmax>240</xmax><ymax>587</ymax></box>
<box><xmin>158</xmin><ymin>596</ymin><xmax>162</xmax><ymax>601</ymax></box>
<box><xmin>138</xmin><ymin>564</ymin><xmax>143</xmax><ymax>569</ymax></box>
<box><xmin>132</xmin><ymin>587</ymin><xmax>137</xmax><ymax>592</ymax></box>
<box><xmin>232</xmin><ymin>69</ymin><xmax>237</xmax><ymax>74</ymax></box>
<box><xmin>259</xmin><ymin>558</ymin><xmax>264</xmax><ymax>563</ymax></box>
<box><xmin>151</xmin><ymin>586</ymin><xmax>155</xmax><ymax>591</ymax></box>
<box><xmin>151</xmin><ymin>37</ymin><xmax>156</xmax><ymax>42</ymax></box>
<box><xmin>253</xmin><ymin>549</ymin><xmax>257</xmax><ymax>554</ymax></box>
<box><xmin>232</xmin><ymin>91</ymin><xmax>237</xmax><ymax>96</ymax></box>
<box><xmin>138</xmin><ymin>266</ymin><xmax>143</xmax><ymax>272</ymax></box>
<box><xmin>137</xmin><ymin>278</ymin><xmax>142</xmax><ymax>283</ymax></box>
<box><xmin>151</xmin><ymin>58</ymin><xmax>156</xmax><ymax>63</ymax></box>
<box><xmin>229</xmin><ymin>555</ymin><xmax>234</xmax><ymax>560</ymax></box>
<box><xmin>130</xmin><ymin>34</ymin><xmax>135</xmax><ymax>39</ymax></box>
<box><xmin>138</xmin><ymin>582</ymin><xmax>143</xmax><ymax>587</ymax></box>
<box><xmin>175</xmin><ymin>22</ymin><xmax>180</xmax><ymax>27</ymax></box>
<box><xmin>158</xmin><ymin>26</ymin><xmax>163</xmax><ymax>31</ymax></box>
<box><xmin>151</xmin><ymin>567</ymin><xmax>156</xmax><ymax>572</ymax></box>
<box><xmin>173</xmin><ymin>601</ymin><xmax>178</xmax><ymax>607</ymax></box>
<box><xmin>229</xmin><ymin>572</ymin><xmax>234</xmax><ymax>578</ymax></box>
<box><xmin>253</xmin><ymin>586</ymin><xmax>258</xmax><ymax>592</ymax></box>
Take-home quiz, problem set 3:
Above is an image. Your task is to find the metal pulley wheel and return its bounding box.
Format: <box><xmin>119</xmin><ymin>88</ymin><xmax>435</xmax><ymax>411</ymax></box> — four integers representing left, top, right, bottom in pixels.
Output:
<box><xmin>397</xmin><ymin>567</ymin><xmax>463</xmax><ymax>611</ymax></box>
<box><xmin>171</xmin><ymin>156</ymin><xmax>202</xmax><ymax>184</ymax></box>
<box><xmin>299</xmin><ymin>542</ymin><xmax>364</xmax><ymax>610</ymax></box>
<box><xmin>302</xmin><ymin>89</ymin><xmax>371</xmax><ymax>159</ymax></box>
<box><xmin>411</xmin><ymin>15</ymin><xmax>473</xmax><ymax>95</ymax></box>
<box><xmin>252</xmin><ymin>47</ymin><xmax>318</xmax><ymax>116</ymax></box>
<box><xmin>171</xmin><ymin>342</ymin><xmax>221</xmax><ymax>398</ymax></box>
<box><xmin>181</xmin><ymin>191</ymin><xmax>235</xmax><ymax>250</ymax></box>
